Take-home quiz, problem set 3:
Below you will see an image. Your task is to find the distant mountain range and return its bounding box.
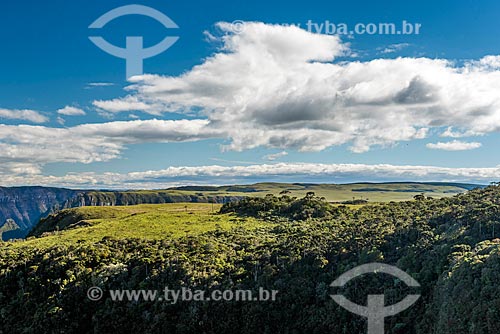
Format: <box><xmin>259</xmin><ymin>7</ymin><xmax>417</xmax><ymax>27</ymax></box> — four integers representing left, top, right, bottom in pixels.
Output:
<box><xmin>0</xmin><ymin>182</ymin><xmax>485</xmax><ymax>240</ymax></box>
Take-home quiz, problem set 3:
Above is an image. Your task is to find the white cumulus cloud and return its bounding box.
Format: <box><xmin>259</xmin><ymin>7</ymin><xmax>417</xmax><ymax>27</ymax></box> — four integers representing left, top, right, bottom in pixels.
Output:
<box><xmin>92</xmin><ymin>22</ymin><xmax>500</xmax><ymax>153</ymax></box>
<box><xmin>3</xmin><ymin>22</ymin><xmax>500</xmax><ymax>187</ymax></box>
<box><xmin>0</xmin><ymin>119</ymin><xmax>221</xmax><ymax>175</ymax></box>
<box><xmin>0</xmin><ymin>108</ymin><xmax>48</xmax><ymax>123</ymax></box>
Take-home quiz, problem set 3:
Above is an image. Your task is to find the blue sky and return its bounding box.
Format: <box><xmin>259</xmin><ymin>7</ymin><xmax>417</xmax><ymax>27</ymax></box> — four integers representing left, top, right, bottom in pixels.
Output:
<box><xmin>1</xmin><ymin>0</ymin><xmax>500</xmax><ymax>188</ymax></box>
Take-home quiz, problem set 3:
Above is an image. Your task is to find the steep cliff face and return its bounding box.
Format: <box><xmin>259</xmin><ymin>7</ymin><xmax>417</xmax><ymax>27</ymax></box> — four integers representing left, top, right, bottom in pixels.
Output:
<box><xmin>64</xmin><ymin>191</ymin><xmax>244</xmax><ymax>207</ymax></box>
<box><xmin>0</xmin><ymin>187</ymin><xmax>78</xmax><ymax>240</ymax></box>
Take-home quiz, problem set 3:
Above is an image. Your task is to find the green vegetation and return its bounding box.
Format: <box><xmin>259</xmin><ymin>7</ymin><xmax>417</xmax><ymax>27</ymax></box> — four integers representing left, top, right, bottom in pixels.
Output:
<box><xmin>22</xmin><ymin>203</ymin><xmax>267</xmax><ymax>249</ymax></box>
<box><xmin>167</xmin><ymin>181</ymin><xmax>480</xmax><ymax>202</ymax></box>
<box><xmin>0</xmin><ymin>182</ymin><xmax>480</xmax><ymax>240</ymax></box>
<box><xmin>70</xmin><ymin>182</ymin><xmax>481</xmax><ymax>206</ymax></box>
<box><xmin>0</xmin><ymin>185</ymin><xmax>499</xmax><ymax>333</ymax></box>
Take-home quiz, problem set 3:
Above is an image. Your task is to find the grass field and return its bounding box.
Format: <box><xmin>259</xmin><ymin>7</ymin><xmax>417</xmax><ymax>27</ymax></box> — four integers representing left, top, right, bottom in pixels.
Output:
<box><xmin>141</xmin><ymin>182</ymin><xmax>480</xmax><ymax>202</ymax></box>
<box><xmin>9</xmin><ymin>203</ymin><xmax>267</xmax><ymax>249</ymax></box>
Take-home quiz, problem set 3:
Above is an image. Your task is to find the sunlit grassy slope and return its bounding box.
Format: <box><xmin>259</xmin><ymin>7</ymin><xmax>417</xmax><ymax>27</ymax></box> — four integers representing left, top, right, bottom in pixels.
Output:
<box><xmin>140</xmin><ymin>182</ymin><xmax>480</xmax><ymax>202</ymax></box>
<box><xmin>11</xmin><ymin>203</ymin><xmax>266</xmax><ymax>249</ymax></box>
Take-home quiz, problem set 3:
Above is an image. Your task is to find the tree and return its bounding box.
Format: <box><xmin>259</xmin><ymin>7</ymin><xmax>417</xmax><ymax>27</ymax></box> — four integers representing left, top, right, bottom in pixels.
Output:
<box><xmin>413</xmin><ymin>193</ymin><xmax>426</xmax><ymax>201</ymax></box>
<box><xmin>306</xmin><ymin>191</ymin><xmax>315</xmax><ymax>199</ymax></box>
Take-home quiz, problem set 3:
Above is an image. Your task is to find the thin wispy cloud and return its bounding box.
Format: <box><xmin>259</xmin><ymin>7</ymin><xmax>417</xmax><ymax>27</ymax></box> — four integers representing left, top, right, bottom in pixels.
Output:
<box><xmin>209</xmin><ymin>158</ymin><xmax>259</xmax><ymax>165</ymax></box>
<box><xmin>426</xmin><ymin>140</ymin><xmax>482</xmax><ymax>151</ymax></box>
<box><xmin>263</xmin><ymin>151</ymin><xmax>288</xmax><ymax>161</ymax></box>
<box><xmin>85</xmin><ymin>82</ymin><xmax>115</xmax><ymax>89</ymax></box>
<box><xmin>57</xmin><ymin>106</ymin><xmax>86</xmax><ymax>116</ymax></box>
<box><xmin>378</xmin><ymin>43</ymin><xmax>410</xmax><ymax>54</ymax></box>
